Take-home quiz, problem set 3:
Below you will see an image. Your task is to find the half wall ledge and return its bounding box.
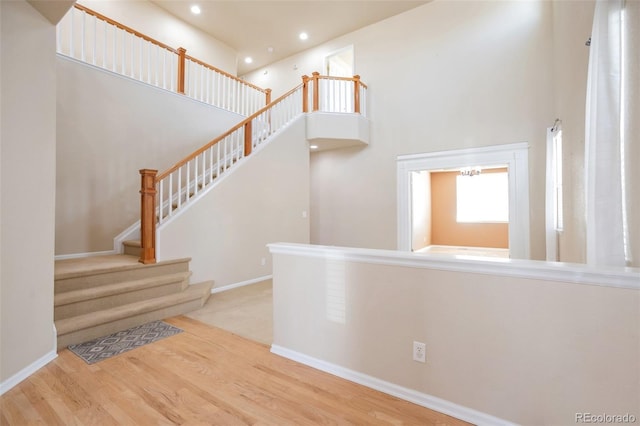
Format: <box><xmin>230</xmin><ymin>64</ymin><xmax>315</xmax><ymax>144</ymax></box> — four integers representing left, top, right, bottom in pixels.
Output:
<box><xmin>306</xmin><ymin>112</ymin><xmax>370</xmax><ymax>151</ymax></box>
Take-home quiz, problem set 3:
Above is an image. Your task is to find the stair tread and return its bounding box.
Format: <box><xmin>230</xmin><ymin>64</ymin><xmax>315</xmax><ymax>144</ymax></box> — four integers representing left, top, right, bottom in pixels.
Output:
<box><xmin>55</xmin><ymin>255</ymin><xmax>192</xmax><ymax>280</ymax></box>
<box><xmin>122</xmin><ymin>240</ymin><xmax>141</xmax><ymax>247</ymax></box>
<box><xmin>55</xmin><ymin>271</ymin><xmax>192</xmax><ymax>306</ymax></box>
<box><xmin>56</xmin><ymin>281</ymin><xmax>213</xmax><ymax>335</ymax></box>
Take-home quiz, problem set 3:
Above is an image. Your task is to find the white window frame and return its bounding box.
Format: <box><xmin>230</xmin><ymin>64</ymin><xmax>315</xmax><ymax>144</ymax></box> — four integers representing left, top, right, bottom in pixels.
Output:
<box><xmin>397</xmin><ymin>142</ymin><xmax>530</xmax><ymax>260</ymax></box>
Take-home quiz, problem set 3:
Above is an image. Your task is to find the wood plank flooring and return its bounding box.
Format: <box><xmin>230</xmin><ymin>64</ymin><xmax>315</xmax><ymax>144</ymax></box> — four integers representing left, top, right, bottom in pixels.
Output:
<box><xmin>1</xmin><ymin>316</ymin><xmax>470</xmax><ymax>425</ymax></box>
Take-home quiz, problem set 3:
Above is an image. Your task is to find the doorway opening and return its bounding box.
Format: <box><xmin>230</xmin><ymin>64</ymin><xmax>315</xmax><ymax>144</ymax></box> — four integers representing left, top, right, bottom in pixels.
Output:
<box><xmin>324</xmin><ymin>45</ymin><xmax>354</xmax><ymax>77</ymax></box>
<box><xmin>397</xmin><ymin>143</ymin><xmax>530</xmax><ymax>259</ymax></box>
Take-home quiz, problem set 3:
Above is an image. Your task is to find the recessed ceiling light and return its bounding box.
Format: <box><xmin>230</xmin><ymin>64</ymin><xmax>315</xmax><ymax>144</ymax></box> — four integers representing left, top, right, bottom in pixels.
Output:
<box><xmin>244</xmin><ymin>57</ymin><xmax>253</xmax><ymax>64</ymax></box>
<box><xmin>310</xmin><ymin>144</ymin><xmax>318</xmax><ymax>149</ymax></box>
<box><xmin>190</xmin><ymin>5</ymin><xmax>201</xmax><ymax>14</ymax></box>
<box><xmin>267</xmin><ymin>47</ymin><xmax>274</xmax><ymax>53</ymax></box>
<box><xmin>299</xmin><ymin>32</ymin><xmax>308</xmax><ymax>41</ymax></box>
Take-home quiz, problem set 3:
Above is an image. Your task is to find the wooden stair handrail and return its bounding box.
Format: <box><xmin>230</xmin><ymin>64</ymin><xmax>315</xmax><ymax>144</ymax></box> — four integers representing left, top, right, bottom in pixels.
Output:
<box><xmin>184</xmin><ymin>54</ymin><xmax>269</xmax><ymax>94</ymax></box>
<box><xmin>317</xmin><ymin>74</ymin><xmax>369</xmax><ymax>89</ymax></box>
<box><xmin>155</xmin><ymin>83</ymin><xmax>304</xmax><ymax>182</ymax></box>
<box><xmin>73</xmin><ymin>4</ymin><xmax>178</xmax><ymax>54</ymax></box>
<box><xmin>70</xmin><ymin>4</ymin><xmax>269</xmax><ymax>100</ymax></box>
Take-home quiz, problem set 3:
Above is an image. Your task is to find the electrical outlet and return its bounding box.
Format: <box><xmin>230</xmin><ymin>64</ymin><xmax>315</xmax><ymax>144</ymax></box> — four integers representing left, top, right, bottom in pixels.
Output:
<box><xmin>260</xmin><ymin>257</ymin><xmax>266</xmax><ymax>266</ymax></box>
<box><xmin>413</xmin><ymin>341</ymin><xmax>426</xmax><ymax>363</ymax></box>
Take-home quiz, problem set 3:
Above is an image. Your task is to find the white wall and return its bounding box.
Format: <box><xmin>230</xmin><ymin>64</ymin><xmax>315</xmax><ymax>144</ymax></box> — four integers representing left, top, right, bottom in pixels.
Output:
<box><xmin>158</xmin><ymin>118</ymin><xmax>310</xmax><ymax>287</ymax></box>
<box><xmin>56</xmin><ymin>57</ymin><xmax>244</xmax><ymax>255</ymax></box>
<box><xmin>1</xmin><ymin>0</ymin><xmax>57</xmax><ymax>385</ymax></box>
<box><xmin>411</xmin><ymin>171</ymin><xmax>431</xmax><ymax>251</ymax></box>
<box><xmin>270</xmin><ymin>244</ymin><xmax>640</xmax><ymax>425</ymax></box>
<box><xmin>78</xmin><ymin>0</ymin><xmax>238</xmax><ymax>75</ymax></box>
<box><xmin>245</xmin><ymin>1</ymin><xmax>555</xmax><ymax>259</ymax></box>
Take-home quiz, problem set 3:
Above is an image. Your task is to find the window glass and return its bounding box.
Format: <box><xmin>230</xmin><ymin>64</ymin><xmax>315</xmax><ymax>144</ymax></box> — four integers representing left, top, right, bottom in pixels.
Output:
<box><xmin>456</xmin><ymin>172</ymin><xmax>509</xmax><ymax>223</ymax></box>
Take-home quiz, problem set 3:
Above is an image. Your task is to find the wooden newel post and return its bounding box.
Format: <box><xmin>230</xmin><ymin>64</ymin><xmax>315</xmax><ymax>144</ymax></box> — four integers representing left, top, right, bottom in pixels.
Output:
<box><xmin>177</xmin><ymin>47</ymin><xmax>186</xmax><ymax>94</ymax></box>
<box><xmin>265</xmin><ymin>89</ymin><xmax>272</xmax><ymax>105</ymax></box>
<box><xmin>244</xmin><ymin>121</ymin><xmax>253</xmax><ymax>157</ymax></box>
<box><xmin>312</xmin><ymin>72</ymin><xmax>320</xmax><ymax>112</ymax></box>
<box><xmin>139</xmin><ymin>169</ymin><xmax>157</xmax><ymax>265</ymax></box>
<box><xmin>302</xmin><ymin>75</ymin><xmax>309</xmax><ymax>113</ymax></box>
<box><xmin>353</xmin><ymin>75</ymin><xmax>361</xmax><ymax>114</ymax></box>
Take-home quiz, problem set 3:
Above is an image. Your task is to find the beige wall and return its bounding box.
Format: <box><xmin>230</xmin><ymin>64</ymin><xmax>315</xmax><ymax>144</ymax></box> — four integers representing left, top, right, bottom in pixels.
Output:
<box><xmin>158</xmin><ymin>118</ymin><xmax>310</xmax><ymax>286</ymax></box>
<box><xmin>244</xmin><ymin>1</ymin><xmax>554</xmax><ymax>259</ymax></box>
<box><xmin>430</xmin><ymin>169</ymin><xmax>509</xmax><ymax>248</ymax></box>
<box><xmin>1</xmin><ymin>0</ymin><xmax>58</xmax><ymax>382</ymax></box>
<box><xmin>78</xmin><ymin>0</ymin><xmax>238</xmax><ymax>75</ymax></box>
<box><xmin>56</xmin><ymin>57</ymin><xmax>244</xmax><ymax>255</ymax></box>
<box><xmin>271</xmin><ymin>245</ymin><xmax>640</xmax><ymax>425</ymax></box>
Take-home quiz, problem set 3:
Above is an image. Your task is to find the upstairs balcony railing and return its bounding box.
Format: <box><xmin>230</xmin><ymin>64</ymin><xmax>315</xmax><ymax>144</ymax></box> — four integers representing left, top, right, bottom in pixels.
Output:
<box><xmin>56</xmin><ymin>4</ymin><xmax>271</xmax><ymax>116</ymax></box>
<box><xmin>139</xmin><ymin>72</ymin><xmax>368</xmax><ymax>264</ymax></box>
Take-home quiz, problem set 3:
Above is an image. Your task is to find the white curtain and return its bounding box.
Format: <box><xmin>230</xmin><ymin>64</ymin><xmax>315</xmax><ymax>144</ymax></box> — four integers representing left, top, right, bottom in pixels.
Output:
<box><xmin>585</xmin><ymin>0</ymin><xmax>639</xmax><ymax>267</ymax></box>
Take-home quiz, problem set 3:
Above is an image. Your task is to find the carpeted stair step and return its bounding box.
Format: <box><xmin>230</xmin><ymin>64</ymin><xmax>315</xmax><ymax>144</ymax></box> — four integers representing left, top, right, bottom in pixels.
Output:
<box><xmin>56</xmin><ymin>281</ymin><xmax>213</xmax><ymax>348</ymax></box>
<box><xmin>54</xmin><ymin>271</ymin><xmax>192</xmax><ymax>320</ymax></box>
<box><xmin>55</xmin><ymin>255</ymin><xmax>191</xmax><ymax>293</ymax></box>
<box><xmin>122</xmin><ymin>240</ymin><xmax>141</xmax><ymax>257</ymax></box>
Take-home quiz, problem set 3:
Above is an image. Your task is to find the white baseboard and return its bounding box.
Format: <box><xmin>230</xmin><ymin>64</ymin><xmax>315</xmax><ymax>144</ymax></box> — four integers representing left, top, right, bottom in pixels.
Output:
<box><xmin>270</xmin><ymin>345</ymin><xmax>516</xmax><ymax>426</ymax></box>
<box><xmin>211</xmin><ymin>275</ymin><xmax>272</xmax><ymax>294</ymax></box>
<box><xmin>54</xmin><ymin>250</ymin><xmax>117</xmax><ymax>260</ymax></box>
<box><xmin>0</xmin><ymin>326</ymin><xmax>58</xmax><ymax>396</ymax></box>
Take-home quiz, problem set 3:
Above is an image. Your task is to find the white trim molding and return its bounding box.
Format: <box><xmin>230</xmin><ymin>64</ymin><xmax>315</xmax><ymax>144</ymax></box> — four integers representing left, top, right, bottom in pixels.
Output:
<box><xmin>55</xmin><ymin>249</ymin><xmax>117</xmax><ymax>261</ymax></box>
<box><xmin>397</xmin><ymin>142</ymin><xmax>530</xmax><ymax>260</ymax></box>
<box><xmin>0</xmin><ymin>325</ymin><xmax>58</xmax><ymax>396</ymax></box>
<box><xmin>210</xmin><ymin>275</ymin><xmax>273</xmax><ymax>294</ymax></box>
<box><xmin>268</xmin><ymin>243</ymin><xmax>640</xmax><ymax>290</ymax></box>
<box><xmin>271</xmin><ymin>344</ymin><xmax>517</xmax><ymax>426</ymax></box>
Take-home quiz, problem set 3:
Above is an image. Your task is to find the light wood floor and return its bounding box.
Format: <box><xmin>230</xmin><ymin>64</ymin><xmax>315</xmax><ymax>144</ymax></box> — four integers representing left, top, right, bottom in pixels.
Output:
<box><xmin>1</xmin><ymin>316</ymin><xmax>470</xmax><ymax>425</ymax></box>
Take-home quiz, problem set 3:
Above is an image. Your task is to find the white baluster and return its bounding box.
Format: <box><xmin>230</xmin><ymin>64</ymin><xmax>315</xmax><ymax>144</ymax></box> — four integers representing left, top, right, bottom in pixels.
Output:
<box><xmin>112</xmin><ymin>25</ymin><xmax>116</xmax><ymax>72</ymax></box>
<box><xmin>169</xmin><ymin>53</ymin><xmax>175</xmax><ymax>92</ymax></box>
<box><xmin>200</xmin><ymin>65</ymin><xmax>205</xmax><ymax>102</ymax></box>
<box><xmin>193</xmin><ymin>156</ymin><xmax>198</xmax><ymax>196</ymax></box>
<box><xmin>92</xmin><ymin>15</ymin><xmax>97</xmax><ymax>65</ymax></box>
<box><xmin>158</xmin><ymin>179</ymin><xmax>164</xmax><ymax>224</ymax></box>
<box><xmin>80</xmin><ymin>10</ymin><xmax>86</xmax><ymax>61</ymax></box>
<box><xmin>216</xmin><ymin>142</ymin><xmax>221</xmax><ymax>178</ymax></box>
<box><xmin>70</xmin><ymin>8</ymin><xmax>75</xmax><ymax>58</ymax></box>
<box><xmin>168</xmin><ymin>174</ymin><xmax>173</xmax><ymax>218</ymax></box>
<box><xmin>121</xmin><ymin>30</ymin><xmax>125</xmax><ymax>74</ymax></box>
<box><xmin>102</xmin><ymin>20</ymin><xmax>107</xmax><ymax>68</ymax></box>
<box><xmin>201</xmin><ymin>151</ymin><xmax>206</xmax><ymax>188</ymax></box>
<box><xmin>144</xmin><ymin>41</ymin><xmax>150</xmax><ymax>84</ymax></box>
<box><xmin>177</xmin><ymin>167</ymin><xmax>182</xmax><ymax>209</ymax></box>
<box><xmin>154</xmin><ymin>45</ymin><xmax>159</xmax><ymax>87</ymax></box>
<box><xmin>208</xmin><ymin>146</ymin><xmax>213</xmax><ymax>183</ymax></box>
<box><xmin>130</xmin><ymin>33</ymin><xmax>134</xmax><ymax>78</ymax></box>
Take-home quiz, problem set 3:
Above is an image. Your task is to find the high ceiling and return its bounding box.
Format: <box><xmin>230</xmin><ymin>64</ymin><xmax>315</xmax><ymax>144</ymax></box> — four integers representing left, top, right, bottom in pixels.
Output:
<box><xmin>150</xmin><ymin>1</ymin><xmax>429</xmax><ymax>75</ymax></box>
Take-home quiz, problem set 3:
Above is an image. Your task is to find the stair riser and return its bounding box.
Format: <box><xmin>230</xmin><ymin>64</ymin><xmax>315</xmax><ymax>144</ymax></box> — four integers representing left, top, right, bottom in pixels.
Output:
<box><xmin>55</xmin><ymin>260</ymin><xmax>190</xmax><ymax>293</ymax></box>
<box><xmin>123</xmin><ymin>245</ymin><xmax>141</xmax><ymax>257</ymax></box>
<box><xmin>55</xmin><ymin>279</ymin><xmax>189</xmax><ymax>320</ymax></box>
<box><xmin>57</xmin><ymin>297</ymin><xmax>205</xmax><ymax>348</ymax></box>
